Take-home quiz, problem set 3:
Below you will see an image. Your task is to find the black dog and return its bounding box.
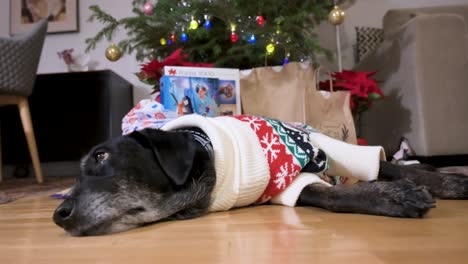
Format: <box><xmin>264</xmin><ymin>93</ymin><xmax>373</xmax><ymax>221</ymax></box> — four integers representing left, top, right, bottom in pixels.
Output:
<box><xmin>53</xmin><ymin>126</ymin><xmax>468</xmax><ymax>236</ymax></box>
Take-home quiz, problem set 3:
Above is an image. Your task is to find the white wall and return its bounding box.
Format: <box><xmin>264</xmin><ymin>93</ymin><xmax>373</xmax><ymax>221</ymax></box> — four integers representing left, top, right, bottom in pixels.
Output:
<box><xmin>1</xmin><ymin>0</ymin><xmax>467</xmax><ymax>103</ymax></box>
<box><xmin>0</xmin><ymin>0</ymin><xmax>152</xmax><ymax>102</ymax></box>
<box><xmin>0</xmin><ymin>0</ymin><xmax>8</xmax><ymax>36</ymax></box>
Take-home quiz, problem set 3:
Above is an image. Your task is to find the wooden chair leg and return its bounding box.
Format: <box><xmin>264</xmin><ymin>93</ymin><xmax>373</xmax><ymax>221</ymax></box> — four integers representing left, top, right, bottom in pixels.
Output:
<box><xmin>18</xmin><ymin>97</ymin><xmax>43</xmax><ymax>184</ymax></box>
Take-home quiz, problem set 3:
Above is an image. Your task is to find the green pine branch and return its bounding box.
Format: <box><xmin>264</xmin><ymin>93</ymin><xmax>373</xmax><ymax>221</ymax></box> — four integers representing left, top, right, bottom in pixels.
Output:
<box><xmin>85</xmin><ymin>5</ymin><xmax>122</xmax><ymax>52</ymax></box>
<box><xmin>84</xmin><ymin>0</ymin><xmax>335</xmax><ymax>68</ymax></box>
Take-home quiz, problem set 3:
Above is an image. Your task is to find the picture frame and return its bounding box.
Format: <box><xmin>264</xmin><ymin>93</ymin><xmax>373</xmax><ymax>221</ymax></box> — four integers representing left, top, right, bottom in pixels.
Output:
<box><xmin>10</xmin><ymin>0</ymin><xmax>79</xmax><ymax>35</ymax></box>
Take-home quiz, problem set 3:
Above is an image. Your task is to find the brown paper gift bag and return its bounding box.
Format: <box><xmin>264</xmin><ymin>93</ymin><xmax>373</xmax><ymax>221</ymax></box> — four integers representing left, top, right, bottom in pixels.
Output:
<box><xmin>240</xmin><ymin>62</ymin><xmax>357</xmax><ymax>144</ymax></box>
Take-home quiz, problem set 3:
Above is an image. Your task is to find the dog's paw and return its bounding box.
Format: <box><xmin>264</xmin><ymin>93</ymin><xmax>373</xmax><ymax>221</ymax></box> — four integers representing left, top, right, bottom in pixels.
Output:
<box><xmin>377</xmin><ymin>179</ymin><xmax>436</xmax><ymax>218</ymax></box>
<box><xmin>433</xmin><ymin>173</ymin><xmax>468</xmax><ymax>199</ymax></box>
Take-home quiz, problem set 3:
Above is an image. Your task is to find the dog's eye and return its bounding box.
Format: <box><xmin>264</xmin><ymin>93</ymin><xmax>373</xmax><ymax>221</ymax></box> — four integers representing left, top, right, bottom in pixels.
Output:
<box><xmin>95</xmin><ymin>152</ymin><xmax>109</xmax><ymax>164</ymax></box>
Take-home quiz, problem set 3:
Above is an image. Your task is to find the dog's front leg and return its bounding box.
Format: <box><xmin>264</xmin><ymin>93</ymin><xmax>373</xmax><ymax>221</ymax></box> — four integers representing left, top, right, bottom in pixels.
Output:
<box><xmin>378</xmin><ymin>161</ymin><xmax>468</xmax><ymax>199</ymax></box>
<box><xmin>297</xmin><ymin>179</ymin><xmax>436</xmax><ymax>218</ymax></box>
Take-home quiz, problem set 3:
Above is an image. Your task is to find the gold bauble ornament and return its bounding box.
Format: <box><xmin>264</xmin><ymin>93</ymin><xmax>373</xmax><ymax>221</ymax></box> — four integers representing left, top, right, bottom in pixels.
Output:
<box><xmin>328</xmin><ymin>5</ymin><xmax>346</xmax><ymax>25</ymax></box>
<box><xmin>105</xmin><ymin>44</ymin><xmax>122</xmax><ymax>62</ymax></box>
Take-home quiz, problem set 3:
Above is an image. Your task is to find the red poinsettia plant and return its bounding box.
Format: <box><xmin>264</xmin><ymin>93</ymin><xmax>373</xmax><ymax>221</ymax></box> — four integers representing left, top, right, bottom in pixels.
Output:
<box><xmin>319</xmin><ymin>70</ymin><xmax>384</xmax><ymax>136</ymax></box>
<box><xmin>137</xmin><ymin>48</ymin><xmax>213</xmax><ymax>93</ymax></box>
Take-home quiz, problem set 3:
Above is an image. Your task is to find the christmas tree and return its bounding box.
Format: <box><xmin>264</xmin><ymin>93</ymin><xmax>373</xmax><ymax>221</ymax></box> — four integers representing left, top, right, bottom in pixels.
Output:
<box><xmin>85</xmin><ymin>0</ymin><xmax>334</xmax><ymax>69</ymax></box>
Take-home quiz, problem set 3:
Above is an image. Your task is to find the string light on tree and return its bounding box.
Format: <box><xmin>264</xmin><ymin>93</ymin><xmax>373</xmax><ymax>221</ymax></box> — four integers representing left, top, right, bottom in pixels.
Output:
<box><xmin>167</xmin><ymin>39</ymin><xmax>173</xmax><ymax>46</ymax></box>
<box><xmin>180</xmin><ymin>32</ymin><xmax>188</xmax><ymax>42</ymax></box>
<box><xmin>189</xmin><ymin>17</ymin><xmax>199</xmax><ymax>30</ymax></box>
<box><xmin>230</xmin><ymin>23</ymin><xmax>238</xmax><ymax>43</ymax></box>
<box><xmin>147</xmin><ymin>49</ymin><xmax>155</xmax><ymax>60</ymax></box>
<box><xmin>230</xmin><ymin>32</ymin><xmax>239</xmax><ymax>43</ymax></box>
<box><xmin>160</xmin><ymin>38</ymin><xmax>167</xmax><ymax>45</ymax></box>
<box><xmin>203</xmin><ymin>20</ymin><xmax>211</xmax><ymax>29</ymax></box>
<box><xmin>170</xmin><ymin>33</ymin><xmax>176</xmax><ymax>43</ymax></box>
<box><xmin>105</xmin><ymin>43</ymin><xmax>122</xmax><ymax>61</ymax></box>
<box><xmin>248</xmin><ymin>34</ymin><xmax>256</xmax><ymax>44</ymax></box>
<box><xmin>256</xmin><ymin>15</ymin><xmax>265</xmax><ymax>26</ymax></box>
<box><xmin>266</xmin><ymin>43</ymin><xmax>275</xmax><ymax>55</ymax></box>
<box><xmin>276</xmin><ymin>25</ymin><xmax>281</xmax><ymax>35</ymax></box>
<box><xmin>282</xmin><ymin>52</ymin><xmax>290</xmax><ymax>65</ymax></box>
<box><xmin>203</xmin><ymin>15</ymin><xmax>212</xmax><ymax>29</ymax></box>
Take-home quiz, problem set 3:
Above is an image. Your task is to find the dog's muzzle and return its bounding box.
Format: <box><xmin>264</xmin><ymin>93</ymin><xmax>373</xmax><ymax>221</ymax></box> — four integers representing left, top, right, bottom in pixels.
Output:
<box><xmin>53</xmin><ymin>199</ymin><xmax>76</xmax><ymax>230</ymax></box>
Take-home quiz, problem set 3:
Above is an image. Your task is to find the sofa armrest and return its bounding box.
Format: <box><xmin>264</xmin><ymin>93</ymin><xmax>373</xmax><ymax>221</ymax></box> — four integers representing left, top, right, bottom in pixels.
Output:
<box><xmin>353</xmin><ymin>13</ymin><xmax>468</xmax><ymax>156</ymax></box>
<box><xmin>356</xmin><ymin>13</ymin><xmax>468</xmax><ymax>71</ymax></box>
<box><xmin>382</xmin><ymin>5</ymin><xmax>468</xmax><ymax>39</ymax></box>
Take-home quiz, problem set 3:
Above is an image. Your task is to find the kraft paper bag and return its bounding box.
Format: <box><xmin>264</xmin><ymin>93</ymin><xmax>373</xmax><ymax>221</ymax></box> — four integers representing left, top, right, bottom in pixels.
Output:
<box><xmin>240</xmin><ymin>62</ymin><xmax>357</xmax><ymax>144</ymax></box>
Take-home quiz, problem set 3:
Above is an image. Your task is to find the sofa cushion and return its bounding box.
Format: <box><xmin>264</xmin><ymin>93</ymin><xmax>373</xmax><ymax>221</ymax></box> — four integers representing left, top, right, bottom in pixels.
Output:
<box><xmin>355</xmin><ymin>26</ymin><xmax>384</xmax><ymax>63</ymax></box>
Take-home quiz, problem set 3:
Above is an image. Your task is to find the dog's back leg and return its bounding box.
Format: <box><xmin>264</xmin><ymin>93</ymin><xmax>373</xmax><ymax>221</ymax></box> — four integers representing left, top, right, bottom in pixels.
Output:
<box><xmin>297</xmin><ymin>179</ymin><xmax>435</xmax><ymax>218</ymax></box>
<box><xmin>378</xmin><ymin>161</ymin><xmax>468</xmax><ymax>199</ymax></box>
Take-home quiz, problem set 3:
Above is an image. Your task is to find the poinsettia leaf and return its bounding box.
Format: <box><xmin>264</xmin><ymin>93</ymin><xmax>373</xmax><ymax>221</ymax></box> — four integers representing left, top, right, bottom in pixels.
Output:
<box><xmin>368</xmin><ymin>92</ymin><xmax>382</xmax><ymax>100</ymax></box>
<box><xmin>369</xmin><ymin>85</ymin><xmax>385</xmax><ymax>96</ymax></box>
<box><xmin>138</xmin><ymin>78</ymin><xmax>158</xmax><ymax>85</ymax></box>
<box><xmin>365</xmin><ymin>71</ymin><xmax>378</xmax><ymax>77</ymax></box>
<box><xmin>349</xmin><ymin>97</ymin><xmax>355</xmax><ymax>109</ymax></box>
<box><xmin>335</xmin><ymin>81</ymin><xmax>356</xmax><ymax>90</ymax></box>
<box><xmin>134</xmin><ymin>72</ymin><xmax>143</xmax><ymax>80</ymax></box>
<box><xmin>151</xmin><ymin>84</ymin><xmax>160</xmax><ymax>94</ymax></box>
<box><xmin>331</xmin><ymin>70</ymin><xmax>385</xmax><ymax>114</ymax></box>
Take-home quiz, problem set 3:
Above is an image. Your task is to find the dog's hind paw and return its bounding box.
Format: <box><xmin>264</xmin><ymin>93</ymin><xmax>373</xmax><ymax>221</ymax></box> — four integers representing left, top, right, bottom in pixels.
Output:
<box><xmin>433</xmin><ymin>174</ymin><xmax>468</xmax><ymax>199</ymax></box>
<box><xmin>378</xmin><ymin>179</ymin><xmax>436</xmax><ymax>218</ymax></box>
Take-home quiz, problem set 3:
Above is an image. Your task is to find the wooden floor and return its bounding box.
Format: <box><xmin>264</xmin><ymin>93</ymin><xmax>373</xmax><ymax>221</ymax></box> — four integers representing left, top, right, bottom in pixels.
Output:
<box><xmin>0</xmin><ymin>196</ymin><xmax>468</xmax><ymax>264</ymax></box>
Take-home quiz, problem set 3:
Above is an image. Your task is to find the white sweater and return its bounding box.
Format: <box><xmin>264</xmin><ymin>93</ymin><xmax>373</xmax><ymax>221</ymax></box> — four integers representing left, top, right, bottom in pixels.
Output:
<box><xmin>162</xmin><ymin>114</ymin><xmax>385</xmax><ymax>212</ymax></box>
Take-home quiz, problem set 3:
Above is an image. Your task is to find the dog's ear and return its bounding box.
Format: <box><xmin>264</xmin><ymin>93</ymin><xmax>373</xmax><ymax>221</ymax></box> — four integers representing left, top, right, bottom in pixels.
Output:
<box><xmin>129</xmin><ymin>129</ymin><xmax>196</xmax><ymax>186</ymax></box>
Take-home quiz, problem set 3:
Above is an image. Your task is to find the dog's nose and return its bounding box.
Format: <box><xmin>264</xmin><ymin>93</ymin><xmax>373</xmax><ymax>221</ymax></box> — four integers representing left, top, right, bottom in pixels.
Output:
<box><xmin>53</xmin><ymin>199</ymin><xmax>75</xmax><ymax>228</ymax></box>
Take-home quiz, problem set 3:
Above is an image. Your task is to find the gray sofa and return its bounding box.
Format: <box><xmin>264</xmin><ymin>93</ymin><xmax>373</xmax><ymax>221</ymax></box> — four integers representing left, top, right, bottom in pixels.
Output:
<box><xmin>355</xmin><ymin>5</ymin><xmax>468</xmax><ymax>157</ymax></box>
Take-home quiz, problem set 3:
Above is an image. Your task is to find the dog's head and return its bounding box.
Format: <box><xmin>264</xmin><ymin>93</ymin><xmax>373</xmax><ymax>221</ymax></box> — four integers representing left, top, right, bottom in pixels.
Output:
<box><xmin>53</xmin><ymin>128</ymin><xmax>215</xmax><ymax>236</ymax></box>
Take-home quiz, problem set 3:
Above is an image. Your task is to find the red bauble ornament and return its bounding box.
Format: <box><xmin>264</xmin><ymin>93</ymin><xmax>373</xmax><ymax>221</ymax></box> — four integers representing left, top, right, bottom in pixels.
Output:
<box><xmin>230</xmin><ymin>32</ymin><xmax>238</xmax><ymax>43</ymax></box>
<box><xmin>256</xmin><ymin>16</ymin><xmax>265</xmax><ymax>26</ymax></box>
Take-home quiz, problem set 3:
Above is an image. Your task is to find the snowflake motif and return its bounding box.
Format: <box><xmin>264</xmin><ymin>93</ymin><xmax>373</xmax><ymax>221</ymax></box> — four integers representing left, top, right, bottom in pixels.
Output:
<box><xmin>240</xmin><ymin>116</ymin><xmax>263</xmax><ymax>131</ymax></box>
<box><xmin>260</xmin><ymin>134</ymin><xmax>281</xmax><ymax>162</ymax></box>
<box><xmin>273</xmin><ymin>163</ymin><xmax>291</xmax><ymax>189</ymax></box>
<box><xmin>298</xmin><ymin>133</ymin><xmax>309</xmax><ymax>143</ymax></box>
<box><xmin>291</xmin><ymin>169</ymin><xmax>300</xmax><ymax>179</ymax></box>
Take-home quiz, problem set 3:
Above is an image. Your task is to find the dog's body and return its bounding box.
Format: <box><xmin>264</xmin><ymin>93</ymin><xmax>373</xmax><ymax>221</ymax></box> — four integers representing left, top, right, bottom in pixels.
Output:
<box><xmin>53</xmin><ymin>115</ymin><xmax>468</xmax><ymax>236</ymax></box>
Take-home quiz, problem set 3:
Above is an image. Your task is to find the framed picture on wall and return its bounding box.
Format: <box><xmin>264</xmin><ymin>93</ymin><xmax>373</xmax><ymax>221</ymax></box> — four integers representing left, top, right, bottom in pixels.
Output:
<box><xmin>10</xmin><ymin>0</ymin><xmax>79</xmax><ymax>35</ymax></box>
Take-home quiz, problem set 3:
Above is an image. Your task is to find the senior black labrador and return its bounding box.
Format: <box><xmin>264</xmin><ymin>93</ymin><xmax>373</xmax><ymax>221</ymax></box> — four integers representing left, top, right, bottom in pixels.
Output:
<box><xmin>53</xmin><ymin>128</ymin><xmax>468</xmax><ymax>236</ymax></box>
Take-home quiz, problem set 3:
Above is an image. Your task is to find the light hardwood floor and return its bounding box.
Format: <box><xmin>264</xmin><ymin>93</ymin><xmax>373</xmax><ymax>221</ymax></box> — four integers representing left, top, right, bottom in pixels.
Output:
<box><xmin>0</xmin><ymin>196</ymin><xmax>468</xmax><ymax>264</ymax></box>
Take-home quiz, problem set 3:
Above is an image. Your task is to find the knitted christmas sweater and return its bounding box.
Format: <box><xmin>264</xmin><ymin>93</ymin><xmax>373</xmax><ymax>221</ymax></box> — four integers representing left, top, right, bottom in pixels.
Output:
<box><xmin>162</xmin><ymin>114</ymin><xmax>385</xmax><ymax>212</ymax></box>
